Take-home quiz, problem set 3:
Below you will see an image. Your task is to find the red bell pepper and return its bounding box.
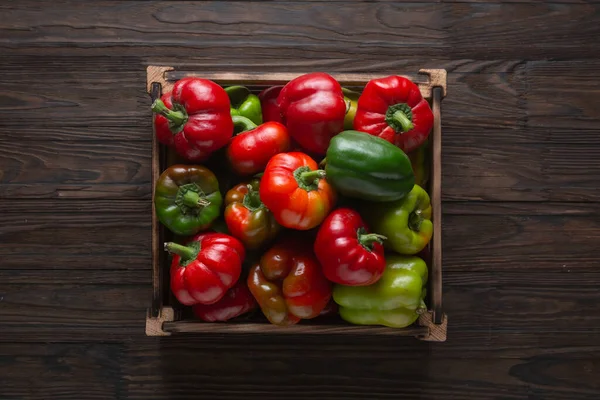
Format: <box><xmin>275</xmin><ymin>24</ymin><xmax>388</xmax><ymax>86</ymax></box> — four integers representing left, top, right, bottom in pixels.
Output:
<box><xmin>165</xmin><ymin>232</ymin><xmax>245</xmax><ymax>306</ymax></box>
<box><xmin>315</xmin><ymin>208</ymin><xmax>386</xmax><ymax>286</ymax></box>
<box><xmin>353</xmin><ymin>75</ymin><xmax>434</xmax><ymax>153</ymax></box>
<box><xmin>276</xmin><ymin>72</ymin><xmax>346</xmax><ymax>155</ymax></box>
<box><xmin>151</xmin><ymin>77</ymin><xmax>234</xmax><ymax>162</ymax></box>
<box><xmin>192</xmin><ymin>280</ymin><xmax>257</xmax><ymax>322</ymax></box>
<box><xmin>259</xmin><ymin>152</ymin><xmax>336</xmax><ymax>230</ymax></box>
<box><xmin>224</xmin><ymin>178</ymin><xmax>281</xmax><ymax>250</ymax></box>
<box><xmin>258</xmin><ymin>85</ymin><xmax>284</xmax><ymax>123</ymax></box>
<box><xmin>226</xmin><ymin>115</ymin><xmax>292</xmax><ymax>176</ymax></box>
<box><xmin>247</xmin><ymin>236</ymin><xmax>332</xmax><ymax>326</ymax></box>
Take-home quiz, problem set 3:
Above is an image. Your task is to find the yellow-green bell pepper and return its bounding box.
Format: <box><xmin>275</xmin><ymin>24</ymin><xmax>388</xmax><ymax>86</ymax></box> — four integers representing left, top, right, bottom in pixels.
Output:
<box><xmin>333</xmin><ymin>254</ymin><xmax>428</xmax><ymax>328</ymax></box>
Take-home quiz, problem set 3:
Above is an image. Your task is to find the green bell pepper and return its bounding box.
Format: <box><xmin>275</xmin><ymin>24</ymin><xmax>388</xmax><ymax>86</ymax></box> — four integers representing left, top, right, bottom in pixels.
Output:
<box><xmin>333</xmin><ymin>254</ymin><xmax>428</xmax><ymax>328</ymax></box>
<box><xmin>225</xmin><ymin>85</ymin><xmax>263</xmax><ymax>127</ymax></box>
<box><xmin>154</xmin><ymin>164</ymin><xmax>223</xmax><ymax>236</ymax></box>
<box><xmin>361</xmin><ymin>184</ymin><xmax>433</xmax><ymax>255</ymax></box>
<box><xmin>342</xmin><ymin>88</ymin><xmax>360</xmax><ymax>130</ymax></box>
<box><xmin>324</xmin><ymin>130</ymin><xmax>415</xmax><ymax>202</ymax></box>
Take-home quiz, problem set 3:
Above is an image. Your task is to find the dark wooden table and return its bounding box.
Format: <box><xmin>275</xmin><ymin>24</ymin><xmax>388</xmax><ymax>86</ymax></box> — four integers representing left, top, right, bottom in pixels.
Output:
<box><xmin>1</xmin><ymin>1</ymin><xmax>599</xmax><ymax>399</ymax></box>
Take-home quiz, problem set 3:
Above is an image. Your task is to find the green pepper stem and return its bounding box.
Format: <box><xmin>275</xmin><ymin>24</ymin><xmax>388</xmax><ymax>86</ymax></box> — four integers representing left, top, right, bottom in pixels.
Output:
<box><xmin>182</xmin><ymin>190</ymin><xmax>211</xmax><ymax>208</ymax></box>
<box><xmin>232</xmin><ymin>115</ymin><xmax>258</xmax><ymax>134</ymax></box>
<box><xmin>409</xmin><ymin>210</ymin><xmax>424</xmax><ymax>232</ymax></box>
<box><xmin>164</xmin><ymin>242</ymin><xmax>196</xmax><ymax>260</ymax></box>
<box><xmin>151</xmin><ymin>99</ymin><xmax>188</xmax><ymax>128</ymax></box>
<box><xmin>358</xmin><ymin>232</ymin><xmax>387</xmax><ymax>250</ymax></box>
<box><xmin>392</xmin><ymin>110</ymin><xmax>414</xmax><ymax>132</ymax></box>
<box><xmin>243</xmin><ymin>187</ymin><xmax>263</xmax><ymax>211</ymax></box>
<box><xmin>299</xmin><ymin>170</ymin><xmax>326</xmax><ymax>186</ymax></box>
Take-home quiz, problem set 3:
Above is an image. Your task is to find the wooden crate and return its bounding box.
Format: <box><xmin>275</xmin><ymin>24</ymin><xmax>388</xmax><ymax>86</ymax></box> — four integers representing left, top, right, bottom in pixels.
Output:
<box><xmin>145</xmin><ymin>66</ymin><xmax>448</xmax><ymax>341</ymax></box>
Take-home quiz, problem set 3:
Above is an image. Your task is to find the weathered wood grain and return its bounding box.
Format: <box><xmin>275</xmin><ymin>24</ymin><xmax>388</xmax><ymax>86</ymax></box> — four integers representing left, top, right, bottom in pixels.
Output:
<box><xmin>1</xmin><ymin>2</ymin><xmax>598</xmax><ymax>60</ymax></box>
<box><xmin>0</xmin><ymin>343</ymin><xmax>126</xmax><ymax>400</ymax></box>
<box><xmin>443</xmin><ymin>214</ymin><xmax>600</xmax><ymax>271</ymax></box>
<box><xmin>1</xmin><ymin>206</ymin><xmax>597</xmax><ymax>271</ymax></box>
<box><xmin>0</xmin><ymin>140</ymin><xmax>151</xmax><ymax>199</ymax></box>
<box><xmin>0</xmin><ymin>281</ymin><xmax>148</xmax><ymax>342</ymax></box>
<box><xmin>0</xmin><ymin>211</ymin><xmax>151</xmax><ymax>269</ymax></box>
<box><xmin>122</xmin><ymin>341</ymin><xmax>600</xmax><ymax>400</ymax></box>
<box><xmin>2</xmin><ymin>271</ymin><xmax>598</xmax><ymax>342</ymax></box>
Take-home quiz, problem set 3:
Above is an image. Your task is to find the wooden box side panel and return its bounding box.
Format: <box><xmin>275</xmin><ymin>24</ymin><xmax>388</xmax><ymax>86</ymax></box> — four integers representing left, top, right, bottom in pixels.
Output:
<box><xmin>145</xmin><ymin>66</ymin><xmax>447</xmax><ymax>340</ymax></box>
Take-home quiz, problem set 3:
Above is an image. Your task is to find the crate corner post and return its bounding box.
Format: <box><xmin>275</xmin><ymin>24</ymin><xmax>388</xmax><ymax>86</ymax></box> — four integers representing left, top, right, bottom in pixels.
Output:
<box><xmin>145</xmin><ymin>307</ymin><xmax>176</xmax><ymax>337</ymax></box>
<box><xmin>417</xmin><ymin>311</ymin><xmax>448</xmax><ymax>342</ymax></box>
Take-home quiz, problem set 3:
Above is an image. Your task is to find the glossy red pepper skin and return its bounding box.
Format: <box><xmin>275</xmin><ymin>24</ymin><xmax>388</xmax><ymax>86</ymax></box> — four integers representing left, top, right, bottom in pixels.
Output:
<box><xmin>192</xmin><ymin>280</ymin><xmax>257</xmax><ymax>322</ymax></box>
<box><xmin>259</xmin><ymin>152</ymin><xmax>336</xmax><ymax>230</ymax></box>
<box><xmin>258</xmin><ymin>85</ymin><xmax>284</xmax><ymax>123</ymax></box>
<box><xmin>247</xmin><ymin>236</ymin><xmax>332</xmax><ymax>326</ymax></box>
<box><xmin>353</xmin><ymin>75</ymin><xmax>434</xmax><ymax>153</ymax></box>
<box><xmin>152</xmin><ymin>77</ymin><xmax>234</xmax><ymax>162</ymax></box>
<box><xmin>315</xmin><ymin>208</ymin><xmax>386</xmax><ymax>286</ymax></box>
<box><xmin>226</xmin><ymin>116</ymin><xmax>292</xmax><ymax>176</ymax></box>
<box><xmin>165</xmin><ymin>232</ymin><xmax>245</xmax><ymax>306</ymax></box>
<box><xmin>276</xmin><ymin>72</ymin><xmax>346</xmax><ymax>155</ymax></box>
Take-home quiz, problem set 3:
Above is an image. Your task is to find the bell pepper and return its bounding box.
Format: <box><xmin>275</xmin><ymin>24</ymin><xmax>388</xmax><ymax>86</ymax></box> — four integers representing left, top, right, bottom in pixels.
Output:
<box><xmin>333</xmin><ymin>254</ymin><xmax>428</xmax><ymax>328</ymax></box>
<box><xmin>224</xmin><ymin>178</ymin><xmax>280</xmax><ymax>250</ymax></box>
<box><xmin>314</xmin><ymin>207</ymin><xmax>386</xmax><ymax>286</ymax></box>
<box><xmin>259</xmin><ymin>152</ymin><xmax>336</xmax><ymax>230</ymax></box>
<box><xmin>353</xmin><ymin>75</ymin><xmax>434</xmax><ymax>153</ymax></box>
<box><xmin>342</xmin><ymin>87</ymin><xmax>360</xmax><ymax>130</ymax></box>
<box><xmin>192</xmin><ymin>280</ymin><xmax>257</xmax><ymax>322</ymax></box>
<box><xmin>407</xmin><ymin>140</ymin><xmax>430</xmax><ymax>188</ymax></box>
<box><xmin>247</xmin><ymin>236</ymin><xmax>332</xmax><ymax>325</ymax></box>
<box><xmin>151</xmin><ymin>77</ymin><xmax>234</xmax><ymax>162</ymax></box>
<box><xmin>165</xmin><ymin>232</ymin><xmax>245</xmax><ymax>306</ymax></box>
<box><xmin>324</xmin><ymin>130</ymin><xmax>415</xmax><ymax>202</ymax></box>
<box><xmin>226</xmin><ymin>115</ymin><xmax>292</xmax><ymax>176</ymax></box>
<box><xmin>361</xmin><ymin>184</ymin><xmax>433</xmax><ymax>255</ymax></box>
<box><xmin>154</xmin><ymin>164</ymin><xmax>223</xmax><ymax>236</ymax></box>
<box><xmin>276</xmin><ymin>72</ymin><xmax>347</xmax><ymax>155</ymax></box>
<box><xmin>258</xmin><ymin>85</ymin><xmax>283</xmax><ymax>123</ymax></box>
<box><xmin>225</xmin><ymin>85</ymin><xmax>263</xmax><ymax>127</ymax></box>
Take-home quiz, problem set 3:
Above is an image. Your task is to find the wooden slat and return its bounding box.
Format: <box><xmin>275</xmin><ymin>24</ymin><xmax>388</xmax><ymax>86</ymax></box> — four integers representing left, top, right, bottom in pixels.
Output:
<box><xmin>1</xmin><ymin>2</ymin><xmax>598</xmax><ymax>60</ymax></box>
<box><xmin>122</xmin><ymin>340</ymin><xmax>600</xmax><ymax>400</ymax></box>
<box><xmin>0</xmin><ymin>211</ymin><xmax>150</xmax><ymax>269</ymax></box>
<box><xmin>0</xmin><ymin>343</ymin><xmax>126</xmax><ymax>400</ymax></box>
<box><xmin>443</xmin><ymin>214</ymin><xmax>600</xmax><ymax>271</ymax></box>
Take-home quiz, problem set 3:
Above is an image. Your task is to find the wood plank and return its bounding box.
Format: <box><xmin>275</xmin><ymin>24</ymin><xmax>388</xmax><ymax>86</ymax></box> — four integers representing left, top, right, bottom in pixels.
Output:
<box><xmin>442</xmin><ymin>143</ymin><xmax>600</xmax><ymax>202</ymax></box>
<box><xmin>1</xmin><ymin>139</ymin><xmax>599</xmax><ymax>201</ymax></box>
<box><xmin>2</xmin><ymin>271</ymin><xmax>598</xmax><ymax>342</ymax></box>
<box><xmin>0</xmin><ymin>211</ymin><xmax>151</xmax><ymax>269</ymax></box>
<box><xmin>0</xmin><ymin>281</ymin><xmax>148</xmax><ymax>342</ymax></box>
<box><xmin>123</xmin><ymin>340</ymin><xmax>600</xmax><ymax>400</ymax></box>
<box><xmin>443</xmin><ymin>214</ymin><xmax>600</xmax><ymax>271</ymax></box>
<box><xmin>1</xmin><ymin>2</ymin><xmax>598</xmax><ymax>60</ymax></box>
<box><xmin>0</xmin><ymin>58</ymin><xmax>524</xmax><ymax>131</ymax></box>
<box><xmin>1</xmin><ymin>206</ymin><xmax>597</xmax><ymax>271</ymax></box>
<box><xmin>0</xmin><ymin>343</ymin><xmax>126</xmax><ymax>400</ymax></box>
<box><xmin>0</xmin><ymin>140</ymin><xmax>151</xmax><ymax>199</ymax></box>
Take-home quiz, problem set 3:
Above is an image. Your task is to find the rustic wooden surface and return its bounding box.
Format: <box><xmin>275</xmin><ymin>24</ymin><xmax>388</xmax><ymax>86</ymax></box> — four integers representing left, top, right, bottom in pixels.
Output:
<box><xmin>1</xmin><ymin>1</ymin><xmax>599</xmax><ymax>399</ymax></box>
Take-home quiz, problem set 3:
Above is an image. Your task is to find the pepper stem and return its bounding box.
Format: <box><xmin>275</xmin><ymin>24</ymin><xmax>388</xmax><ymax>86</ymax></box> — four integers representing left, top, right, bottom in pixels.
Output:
<box><xmin>232</xmin><ymin>115</ymin><xmax>258</xmax><ymax>134</ymax></box>
<box><xmin>385</xmin><ymin>103</ymin><xmax>414</xmax><ymax>133</ymax></box>
<box><xmin>164</xmin><ymin>242</ymin><xmax>197</xmax><ymax>261</ymax></box>
<box><xmin>409</xmin><ymin>210</ymin><xmax>424</xmax><ymax>232</ymax></box>
<box><xmin>182</xmin><ymin>190</ymin><xmax>211</xmax><ymax>208</ymax></box>
<box><xmin>299</xmin><ymin>170</ymin><xmax>326</xmax><ymax>186</ymax></box>
<box><xmin>151</xmin><ymin>99</ymin><xmax>188</xmax><ymax>131</ymax></box>
<box><xmin>243</xmin><ymin>186</ymin><xmax>263</xmax><ymax>211</ymax></box>
<box><xmin>357</xmin><ymin>229</ymin><xmax>387</xmax><ymax>251</ymax></box>
<box><xmin>293</xmin><ymin>166</ymin><xmax>326</xmax><ymax>192</ymax></box>
<box><xmin>392</xmin><ymin>110</ymin><xmax>414</xmax><ymax>132</ymax></box>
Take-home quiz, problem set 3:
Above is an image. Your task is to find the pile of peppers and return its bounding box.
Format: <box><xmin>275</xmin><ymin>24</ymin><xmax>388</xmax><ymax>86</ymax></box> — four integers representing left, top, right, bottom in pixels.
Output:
<box><xmin>152</xmin><ymin>72</ymin><xmax>434</xmax><ymax>328</ymax></box>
